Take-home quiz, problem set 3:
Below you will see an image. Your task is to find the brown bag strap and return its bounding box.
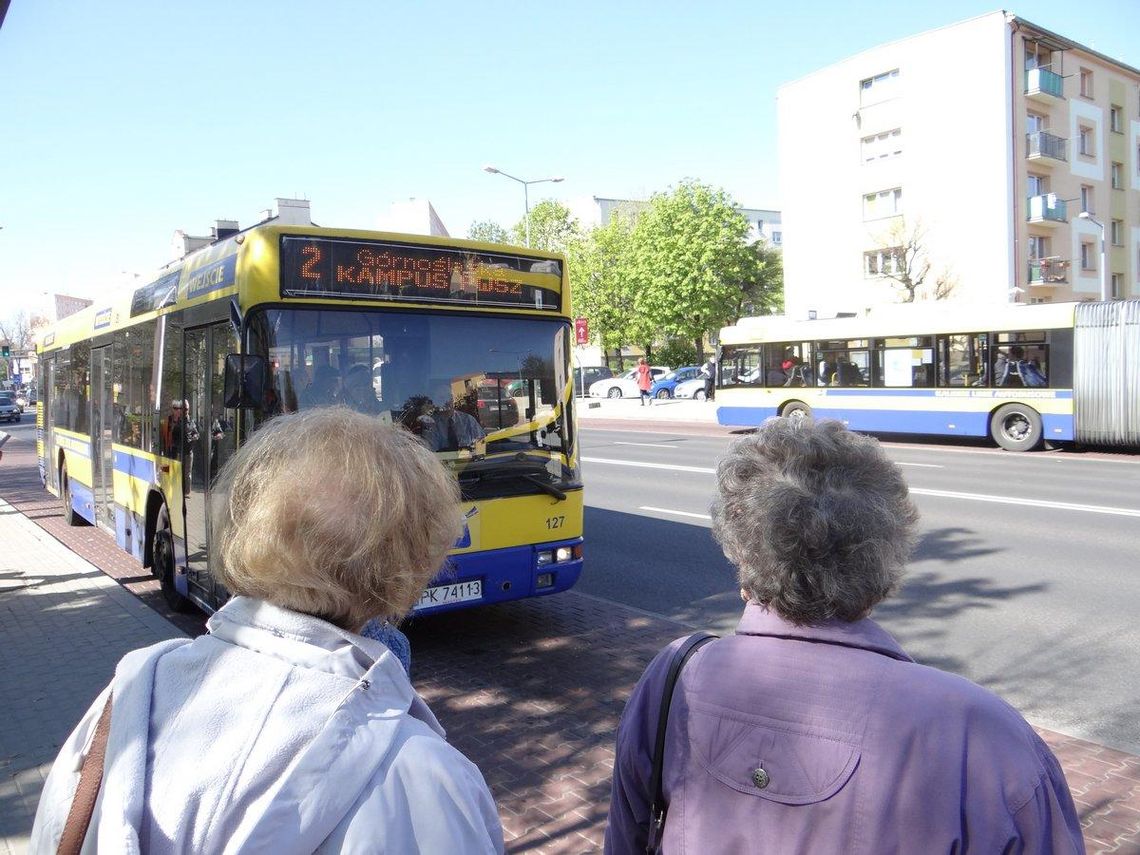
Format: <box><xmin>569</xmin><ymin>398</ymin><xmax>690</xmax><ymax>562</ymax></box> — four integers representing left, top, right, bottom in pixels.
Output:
<box><xmin>57</xmin><ymin>694</ymin><xmax>113</xmax><ymax>855</ymax></box>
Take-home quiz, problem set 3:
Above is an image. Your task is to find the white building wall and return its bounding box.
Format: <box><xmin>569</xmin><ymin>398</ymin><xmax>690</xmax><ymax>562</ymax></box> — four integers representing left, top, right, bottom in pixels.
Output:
<box><xmin>779</xmin><ymin>12</ymin><xmax>1015</xmax><ymax>318</ymax></box>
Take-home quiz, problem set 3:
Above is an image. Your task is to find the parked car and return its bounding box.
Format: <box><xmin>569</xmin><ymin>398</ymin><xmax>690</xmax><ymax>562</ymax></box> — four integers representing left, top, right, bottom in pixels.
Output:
<box><xmin>572</xmin><ymin>365</ymin><xmax>613</xmax><ymax>396</ymax></box>
<box><xmin>673</xmin><ymin>376</ymin><xmax>709</xmax><ymax>401</ymax></box>
<box><xmin>476</xmin><ymin>383</ymin><xmax>520</xmax><ymax>430</ymax></box>
<box><xmin>0</xmin><ymin>393</ymin><xmax>21</xmax><ymax>423</ymax></box>
<box><xmin>648</xmin><ymin>365</ymin><xmax>702</xmax><ymax>399</ymax></box>
<box><xmin>588</xmin><ymin>366</ymin><xmax>671</xmax><ymax>399</ymax></box>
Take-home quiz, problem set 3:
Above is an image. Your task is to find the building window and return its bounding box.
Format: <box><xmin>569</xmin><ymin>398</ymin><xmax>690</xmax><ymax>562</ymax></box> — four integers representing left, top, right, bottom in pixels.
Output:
<box><xmin>859</xmin><ymin>69</ymin><xmax>899</xmax><ymax>105</ymax></box>
<box><xmin>1027</xmin><ymin>174</ymin><xmax>1049</xmax><ymax>197</ymax></box>
<box><xmin>1025</xmin><ymin>45</ymin><xmax>1053</xmax><ymax>71</ymax></box>
<box><xmin>1080</xmin><ymin>185</ymin><xmax>1094</xmax><ymax>214</ymax></box>
<box><xmin>1078</xmin><ymin>125</ymin><xmax>1094</xmax><ymax>157</ymax></box>
<box><xmin>1111</xmin><ymin>219</ymin><xmax>1124</xmax><ymax>246</ymax></box>
<box><xmin>1030</xmin><ymin>297</ymin><xmax>1053</xmax><ymax>304</ymax></box>
<box><xmin>1079</xmin><ymin>67</ymin><xmax>1093</xmax><ymax>97</ymax></box>
<box><xmin>863</xmin><ymin>187</ymin><xmax>902</xmax><ymax>220</ymax></box>
<box><xmin>771</xmin><ymin>231</ymin><xmax>782</xmax><ymax>245</ymax></box>
<box><xmin>1081</xmin><ymin>242</ymin><xmax>1095</xmax><ymax>271</ymax></box>
<box><xmin>1112</xmin><ymin>162</ymin><xmax>1124</xmax><ymax>189</ymax></box>
<box><xmin>861</xmin><ymin>128</ymin><xmax>902</xmax><ymax>163</ymax></box>
<box><xmin>1111</xmin><ymin>273</ymin><xmax>1123</xmax><ymax>298</ymax></box>
<box><xmin>864</xmin><ymin>247</ymin><xmax>903</xmax><ymax>277</ymax></box>
<box><xmin>1110</xmin><ymin>105</ymin><xmax>1123</xmax><ymax>133</ymax></box>
<box><xmin>1026</xmin><ymin>112</ymin><xmax>1047</xmax><ymax>134</ymax></box>
<box><xmin>1027</xmin><ymin>235</ymin><xmax>1049</xmax><ymax>259</ymax></box>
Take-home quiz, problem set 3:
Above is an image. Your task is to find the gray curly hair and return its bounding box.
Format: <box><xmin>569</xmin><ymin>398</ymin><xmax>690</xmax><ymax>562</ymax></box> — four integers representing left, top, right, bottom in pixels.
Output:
<box><xmin>711</xmin><ymin>418</ymin><xmax>918</xmax><ymax>625</ymax></box>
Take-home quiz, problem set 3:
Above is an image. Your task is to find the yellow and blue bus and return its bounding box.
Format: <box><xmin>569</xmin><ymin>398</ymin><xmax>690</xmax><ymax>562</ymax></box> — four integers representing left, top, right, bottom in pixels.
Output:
<box><xmin>715</xmin><ymin>299</ymin><xmax>1140</xmax><ymax>451</ymax></box>
<box><xmin>37</xmin><ymin>224</ymin><xmax>583</xmax><ymax>614</ymax></box>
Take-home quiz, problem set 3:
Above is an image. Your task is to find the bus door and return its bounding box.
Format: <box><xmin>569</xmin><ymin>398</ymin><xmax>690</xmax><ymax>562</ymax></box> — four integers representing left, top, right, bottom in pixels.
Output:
<box><xmin>182</xmin><ymin>324</ymin><xmax>240</xmax><ymax>607</ymax></box>
<box><xmin>42</xmin><ymin>355</ymin><xmax>56</xmax><ymax>491</ymax></box>
<box><xmin>90</xmin><ymin>346</ymin><xmax>116</xmax><ymax>530</ymax></box>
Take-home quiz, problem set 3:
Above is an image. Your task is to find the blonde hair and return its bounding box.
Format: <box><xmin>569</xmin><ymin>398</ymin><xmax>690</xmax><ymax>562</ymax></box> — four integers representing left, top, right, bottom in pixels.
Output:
<box><xmin>210</xmin><ymin>408</ymin><xmax>462</xmax><ymax>630</ymax></box>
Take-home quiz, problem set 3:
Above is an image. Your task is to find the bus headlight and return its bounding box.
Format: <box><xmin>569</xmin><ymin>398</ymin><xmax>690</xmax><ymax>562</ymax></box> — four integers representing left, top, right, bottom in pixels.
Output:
<box><xmin>555</xmin><ymin>546</ymin><xmax>573</xmax><ymax>563</ymax></box>
<box><xmin>536</xmin><ymin>550</ymin><xmax>554</xmax><ymax>567</ymax></box>
<box><xmin>536</xmin><ymin>572</ymin><xmax>554</xmax><ymax>588</ymax></box>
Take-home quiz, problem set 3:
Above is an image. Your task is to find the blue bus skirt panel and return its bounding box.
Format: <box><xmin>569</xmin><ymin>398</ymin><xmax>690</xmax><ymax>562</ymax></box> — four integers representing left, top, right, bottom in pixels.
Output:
<box><xmin>68</xmin><ymin>480</ymin><xmax>97</xmax><ymax>525</ymax></box>
<box><xmin>413</xmin><ymin>537</ymin><xmax>584</xmax><ymax>616</ymax></box>
<box><xmin>719</xmin><ymin>404</ymin><xmax>1076</xmax><ymax>441</ymax></box>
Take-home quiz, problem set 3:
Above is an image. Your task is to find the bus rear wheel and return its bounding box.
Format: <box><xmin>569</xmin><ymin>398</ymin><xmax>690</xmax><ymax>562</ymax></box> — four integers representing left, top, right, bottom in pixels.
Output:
<box><xmin>782</xmin><ymin>401</ymin><xmax>812</xmax><ymax>422</ymax></box>
<box><xmin>990</xmin><ymin>403</ymin><xmax>1043</xmax><ymax>452</ymax></box>
<box><xmin>154</xmin><ymin>507</ymin><xmax>190</xmax><ymax>613</ymax></box>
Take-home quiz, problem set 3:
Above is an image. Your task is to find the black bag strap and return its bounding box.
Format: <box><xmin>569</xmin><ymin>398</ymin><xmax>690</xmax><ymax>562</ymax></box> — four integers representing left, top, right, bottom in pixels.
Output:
<box><xmin>645</xmin><ymin>632</ymin><xmax>717</xmax><ymax>854</ymax></box>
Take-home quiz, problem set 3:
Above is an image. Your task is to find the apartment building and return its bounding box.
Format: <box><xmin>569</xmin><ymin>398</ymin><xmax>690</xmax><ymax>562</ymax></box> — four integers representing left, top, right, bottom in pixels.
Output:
<box><xmin>777</xmin><ymin>11</ymin><xmax>1140</xmax><ymax>319</ymax></box>
<box><xmin>567</xmin><ymin>196</ymin><xmax>782</xmax><ymax>246</ymax></box>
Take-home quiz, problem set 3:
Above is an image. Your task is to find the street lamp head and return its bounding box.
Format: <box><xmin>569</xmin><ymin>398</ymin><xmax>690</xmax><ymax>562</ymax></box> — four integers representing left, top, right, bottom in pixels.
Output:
<box><xmin>1078</xmin><ymin>211</ymin><xmax>1090</xmax><ymax>220</ymax></box>
<box><xmin>550</xmin><ymin>177</ymin><xmax>565</xmax><ymax>183</ymax></box>
<box><xmin>482</xmin><ymin>165</ymin><xmax>500</xmax><ymax>174</ymax></box>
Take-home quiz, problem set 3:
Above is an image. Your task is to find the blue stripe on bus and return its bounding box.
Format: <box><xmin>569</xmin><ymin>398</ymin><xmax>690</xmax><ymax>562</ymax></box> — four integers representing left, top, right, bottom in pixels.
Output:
<box><xmin>113</xmin><ymin>450</ymin><xmax>157</xmax><ymax>483</ymax></box>
<box><xmin>820</xmin><ymin>388</ymin><xmax>1073</xmax><ymax>400</ymax></box>
<box><xmin>719</xmin><ymin>406</ymin><xmax>1076</xmax><ymax>441</ymax></box>
<box><xmin>68</xmin><ymin>481</ymin><xmax>97</xmax><ymax>525</ymax></box>
<box><xmin>414</xmin><ymin>538</ymin><xmax>584</xmax><ymax>615</ymax></box>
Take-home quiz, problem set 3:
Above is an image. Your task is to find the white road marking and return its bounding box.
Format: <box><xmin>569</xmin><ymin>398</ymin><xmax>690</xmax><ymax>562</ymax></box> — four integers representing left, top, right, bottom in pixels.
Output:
<box><xmin>585</xmin><ymin>456</ymin><xmax>1140</xmax><ymax>518</ymax></box>
<box><xmin>613</xmin><ymin>441</ymin><xmax>681</xmax><ymax>448</ymax></box>
<box><xmin>640</xmin><ymin>505</ymin><xmax>712</xmax><ymax>520</ymax></box>
<box><xmin>582</xmin><ymin>456</ymin><xmax>715</xmax><ymax>474</ymax></box>
<box><xmin>896</xmin><ymin>462</ymin><xmax>944</xmax><ymax>468</ymax></box>
<box><xmin>909</xmin><ymin>488</ymin><xmax>1140</xmax><ymax>518</ymax></box>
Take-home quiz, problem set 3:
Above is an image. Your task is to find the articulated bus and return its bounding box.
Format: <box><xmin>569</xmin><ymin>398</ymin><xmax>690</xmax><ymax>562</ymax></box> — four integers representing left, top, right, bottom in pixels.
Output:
<box><xmin>36</xmin><ymin>224</ymin><xmax>584</xmax><ymax>614</ymax></box>
<box><xmin>715</xmin><ymin>299</ymin><xmax>1140</xmax><ymax>451</ymax></box>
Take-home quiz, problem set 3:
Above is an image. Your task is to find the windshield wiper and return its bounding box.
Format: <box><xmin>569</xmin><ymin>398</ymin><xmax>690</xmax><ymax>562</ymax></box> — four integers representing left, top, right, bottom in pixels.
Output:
<box><xmin>519</xmin><ymin>473</ymin><xmax>567</xmax><ymax>501</ymax></box>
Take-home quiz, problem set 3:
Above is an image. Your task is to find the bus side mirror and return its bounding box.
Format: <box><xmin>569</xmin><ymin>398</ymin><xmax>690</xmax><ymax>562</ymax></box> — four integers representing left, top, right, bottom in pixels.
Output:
<box><xmin>224</xmin><ymin>354</ymin><xmax>267</xmax><ymax>410</ymax></box>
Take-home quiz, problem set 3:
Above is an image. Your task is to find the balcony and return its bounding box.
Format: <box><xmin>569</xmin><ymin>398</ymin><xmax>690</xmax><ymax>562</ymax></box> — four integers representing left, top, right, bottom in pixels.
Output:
<box><xmin>1027</xmin><ymin>194</ymin><xmax>1067</xmax><ymax>225</ymax></box>
<box><xmin>1029</xmin><ymin>257</ymin><xmax>1070</xmax><ymax>285</ymax></box>
<box><xmin>1026</xmin><ymin>131</ymin><xmax>1067</xmax><ymax>166</ymax></box>
<box><xmin>1025</xmin><ymin>67</ymin><xmax>1065</xmax><ymax>104</ymax></box>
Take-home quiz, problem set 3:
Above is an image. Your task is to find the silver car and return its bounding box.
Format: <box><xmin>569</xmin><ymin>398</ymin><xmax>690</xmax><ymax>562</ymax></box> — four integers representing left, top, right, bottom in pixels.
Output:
<box><xmin>0</xmin><ymin>393</ymin><xmax>21</xmax><ymax>423</ymax></box>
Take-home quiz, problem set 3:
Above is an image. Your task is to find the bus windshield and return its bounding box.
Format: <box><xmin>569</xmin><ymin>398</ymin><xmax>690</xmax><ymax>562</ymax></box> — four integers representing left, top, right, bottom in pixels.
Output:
<box><xmin>247</xmin><ymin>307</ymin><xmax>576</xmax><ymax>498</ymax></box>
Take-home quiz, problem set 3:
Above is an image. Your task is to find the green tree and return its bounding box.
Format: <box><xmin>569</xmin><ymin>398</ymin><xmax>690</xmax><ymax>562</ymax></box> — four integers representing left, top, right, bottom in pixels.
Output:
<box><xmin>510</xmin><ymin>200</ymin><xmax>581</xmax><ymax>253</ymax></box>
<box><xmin>627</xmin><ymin>180</ymin><xmax>758</xmax><ymax>360</ymax></box>
<box><xmin>731</xmin><ymin>239</ymin><xmax>784</xmax><ymax>321</ymax></box>
<box><xmin>567</xmin><ymin>213</ymin><xmax>642</xmax><ymax>370</ymax></box>
<box><xmin>467</xmin><ymin>220</ymin><xmax>510</xmax><ymax>245</ymax></box>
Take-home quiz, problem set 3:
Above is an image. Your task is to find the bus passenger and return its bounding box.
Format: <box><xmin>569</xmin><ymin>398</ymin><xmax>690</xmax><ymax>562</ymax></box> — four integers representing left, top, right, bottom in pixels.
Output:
<box><xmin>342</xmin><ymin>363</ymin><xmax>383</xmax><ymax>415</ymax></box>
<box><xmin>30</xmin><ymin>409</ymin><xmax>505</xmax><ymax>853</ymax></box>
<box><xmin>606</xmin><ymin>419</ymin><xmax>1082</xmax><ymax>854</ymax></box>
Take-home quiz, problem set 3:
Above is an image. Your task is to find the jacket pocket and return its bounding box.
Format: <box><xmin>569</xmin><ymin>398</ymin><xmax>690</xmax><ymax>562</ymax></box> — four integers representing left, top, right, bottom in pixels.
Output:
<box><xmin>689</xmin><ymin>703</ymin><xmax>861</xmax><ymax>805</ymax></box>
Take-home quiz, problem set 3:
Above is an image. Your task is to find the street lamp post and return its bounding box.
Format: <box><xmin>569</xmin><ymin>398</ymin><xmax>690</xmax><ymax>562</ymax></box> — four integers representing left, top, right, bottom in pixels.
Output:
<box><xmin>482</xmin><ymin>166</ymin><xmax>564</xmax><ymax>248</ymax></box>
<box><xmin>1078</xmin><ymin>211</ymin><xmax>1108</xmax><ymax>301</ymax></box>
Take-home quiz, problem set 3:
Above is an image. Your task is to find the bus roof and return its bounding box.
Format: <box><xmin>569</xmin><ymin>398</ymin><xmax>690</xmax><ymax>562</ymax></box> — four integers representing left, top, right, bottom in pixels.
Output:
<box><xmin>37</xmin><ymin>224</ymin><xmax>569</xmax><ymax>353</ymax></box>
<box><xmin>720</xmin><ymin>301</ymin><xmax>1082</xmax><ymax>345</ymax></box>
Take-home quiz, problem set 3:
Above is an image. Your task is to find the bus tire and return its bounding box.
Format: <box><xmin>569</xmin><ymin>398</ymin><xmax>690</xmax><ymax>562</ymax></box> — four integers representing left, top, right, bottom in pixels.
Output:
<box><xmin>60</xmin><ymin>462</ymin><xmax>84</xmax><ymax>527</ymax></box>
<box><xmin>782</xmin><ymin>401</ymin><xmax>812</xmax><ymax>422</ymax></box>
<box><xmin>990</xmin><ymin>403</ymin><xmax>1043</xmax><ymax>452</ymax></box>
<box><xmin>154</xmin><ymin>506</ymin><xmax>190</xmax><ymax>613</ymax></box>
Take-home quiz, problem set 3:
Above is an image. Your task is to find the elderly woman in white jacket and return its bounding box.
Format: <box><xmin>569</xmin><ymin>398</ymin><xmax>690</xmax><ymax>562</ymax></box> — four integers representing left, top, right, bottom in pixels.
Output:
<box><xmin>31</xmin><ymin>408</ymin><xmax>504</xmax><ymax>854</ymax></box>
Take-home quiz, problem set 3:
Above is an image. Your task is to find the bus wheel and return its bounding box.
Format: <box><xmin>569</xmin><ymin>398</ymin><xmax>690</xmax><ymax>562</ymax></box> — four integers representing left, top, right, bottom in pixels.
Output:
<box><xmin>782</xmin><ymin>401</ymin><xmax>812</xmax><ymax>422</ymax></box>
<box><xmin>154</xmin><ymin>507</ymin><xmax>190</xmax><ymax>613</ymax></box>
<box><xmin>990</xmin><ymin>404</ymin><xmax>1043</xmax><ymax>452</ymax></box>
<box><xmin>60</xmin><ymin>463</ymin><xmax>84</xmax><ymax>527</ymax></box>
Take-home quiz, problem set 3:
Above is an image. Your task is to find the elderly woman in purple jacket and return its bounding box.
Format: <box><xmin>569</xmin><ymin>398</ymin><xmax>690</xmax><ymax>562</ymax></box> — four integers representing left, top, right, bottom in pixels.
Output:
<box><xmin>606</xmin><ymin>418</ymin><xmax>1083</xmax><ymax>854</ymax></box>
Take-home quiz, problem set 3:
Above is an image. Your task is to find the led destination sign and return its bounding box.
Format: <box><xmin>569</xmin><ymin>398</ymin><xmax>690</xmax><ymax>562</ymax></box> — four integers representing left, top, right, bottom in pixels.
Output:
<box><xmin>279</xmin><ymin>236</ymin><xmax>562</xmax><ymax>311</ymax></box>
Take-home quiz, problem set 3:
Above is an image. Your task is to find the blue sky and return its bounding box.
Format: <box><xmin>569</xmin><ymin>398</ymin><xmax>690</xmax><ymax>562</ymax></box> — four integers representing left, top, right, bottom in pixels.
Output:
<box><xmin>2</xmin><ymin>0</ymin><xmax>1138</xmax><ymax>307</ymax></box>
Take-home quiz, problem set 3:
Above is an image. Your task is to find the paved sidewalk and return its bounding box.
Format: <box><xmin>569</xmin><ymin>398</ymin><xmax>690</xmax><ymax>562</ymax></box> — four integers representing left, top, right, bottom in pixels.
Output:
<box><xmin>2</xmin><ymin>431</ymin><xmax>1139</xmax><ymax>853</ymax></box>
<box><xmin>0</xmin><ymin>497</ymin><xmax>186</xmax><ymax>855</ymax></box>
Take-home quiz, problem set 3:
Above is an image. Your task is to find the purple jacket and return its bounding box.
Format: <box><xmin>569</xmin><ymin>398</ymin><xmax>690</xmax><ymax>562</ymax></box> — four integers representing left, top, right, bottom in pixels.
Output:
<box><xmin>606</xmin><ymin>604</ymin><xmax>1084</xmax><ymax>854</ymax></box>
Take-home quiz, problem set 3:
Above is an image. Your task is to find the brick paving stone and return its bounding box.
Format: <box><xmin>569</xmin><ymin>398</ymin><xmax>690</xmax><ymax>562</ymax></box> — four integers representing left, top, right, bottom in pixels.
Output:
<box><xmin>3</xmin><ymin>433</ymin><xmax>1140</xmax><ymax>854</ymax></box>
